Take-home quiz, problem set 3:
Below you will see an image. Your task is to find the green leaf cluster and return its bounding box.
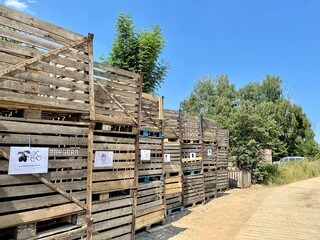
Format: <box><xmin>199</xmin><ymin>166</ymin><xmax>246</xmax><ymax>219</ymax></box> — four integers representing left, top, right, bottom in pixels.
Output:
<box><xmin>104</xmin><ymin>13</ymin><xmax>169</xmax><ymax>93</ymax></box>
<box><xmin>181</xmin><ymin>74</ymin><xmax>319</xmax><ymax>180</ymax></box>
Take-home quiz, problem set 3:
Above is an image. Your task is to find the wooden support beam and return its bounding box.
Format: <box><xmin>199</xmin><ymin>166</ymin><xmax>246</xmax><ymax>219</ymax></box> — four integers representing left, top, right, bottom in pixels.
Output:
<box><xmin>87</xmin><ymin>33</ymin><xmax>95</xmax><ymax>121</ymax></box>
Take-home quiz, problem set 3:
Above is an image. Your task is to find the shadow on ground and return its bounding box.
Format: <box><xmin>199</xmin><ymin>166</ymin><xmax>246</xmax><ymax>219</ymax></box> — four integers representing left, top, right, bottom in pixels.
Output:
<box><xmin>135</xmin><ymin>209</ymin><xmax>191</xmax><ymax>240</ymax></box>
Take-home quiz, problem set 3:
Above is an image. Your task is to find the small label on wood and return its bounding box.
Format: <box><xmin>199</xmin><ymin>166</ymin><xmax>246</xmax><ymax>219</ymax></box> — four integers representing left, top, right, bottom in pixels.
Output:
<box><xmin>164</xmin><ymin>154</ymin><xmax>171</xmax><ymax>163</ymax></box>
<box><xmin>49</xmin><ymin>148</ymin><xmax>79</xmax><ymax>157</ymax></box>
<box><xmin>8</xmin><ymin>147</ymin><xmax>49</xmax><ymax>175</ymax></box>
<box><xmin>94</xmin><ymin>151</ymin><xmax>113</xmax><ymax>167</ymax></box>
<box><xmin>141</xmin><ymin>149</ymin><xmax>151</xmax><ymax>161</ymax></box>
<box><xmin>190</xmin><ymin>152</ymin><xmax>196</xmax><ymax>160</ymax></box>
<box><xmin>207</xmin><ymin>149</ymin><xmax>213</xmax><ymax>157</ymax></box>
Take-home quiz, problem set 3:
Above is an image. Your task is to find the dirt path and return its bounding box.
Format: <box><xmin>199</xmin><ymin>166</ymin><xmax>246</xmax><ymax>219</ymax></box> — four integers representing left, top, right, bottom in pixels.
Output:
<box><xmin>137</xmin><ymin>177</ymin><xmax>320</xmax><ymax>240</ymax></box>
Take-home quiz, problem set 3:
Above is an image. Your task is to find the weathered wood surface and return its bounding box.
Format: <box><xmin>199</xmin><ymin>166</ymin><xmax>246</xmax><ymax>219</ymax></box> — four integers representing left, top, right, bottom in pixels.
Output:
<box><xmin>183</xmin><ymin>174</ymin><xmax>205</xmax><ymax>205</ymax></box>
<box><xmin>92</xmin><ymin>196</ymin><xmax>133</xmax><ymax>240</ymax></box>
<box><xmin>0</xmin><ymin>119</ymin><xmax>88</xmax><ymax>237</ymax></box>
<box><xmin>0</xmin><ymin>5</ymin><xmax>91</xmax><ymax>113</ymax></box>
<box><xmin>202</xmin><ymin>117</ymin><xmax>218</xmax><ymax>142</ymax></box>
<box><xmin>164</xmin><ymin>141</ymin><xmax>181</xmax><ymax>173</ymax></box>
<box><xmin>93</xmin><ymin>133</ymin><xmax>136</xmax><ymax>193</ymax></box>
<box><xmin>91</xmin><ymin>62</ymin><xmax>141</xmax><ymax>127</ymax></box>
<box><xmin>180</xmin><ymin>113</ymin><xmax>201</xmax><ymax>141</ymax></box>
<box><xmin>217</xmin><ymin>129</ymin><xmax>229</xmax><ymax>147</ymax></box>
<box><xmin>163</xmin><ymin>109</ymin><xmax>180</xmax><ymax>139</ymax></box>
<box><xmin>140</xmin><ymin>93</ymin><xmax>163</xmax><ymax>132</ymax></box>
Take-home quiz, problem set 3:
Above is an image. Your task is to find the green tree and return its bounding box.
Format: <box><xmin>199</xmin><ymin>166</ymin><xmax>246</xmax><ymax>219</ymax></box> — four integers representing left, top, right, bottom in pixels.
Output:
<box><xmin>104</xmin><ymin>13</ymin><xmax>168</xmax><ymax>93</ymax></box>
<box><xmin>180</xmin><ymin>74</ymin><xmax>319</xmax><ymax>182</ymax></box>
<box><xmin>180</xmin><ymin>75</ymin><xmax>236</xmax><ymax>128</ymax></box>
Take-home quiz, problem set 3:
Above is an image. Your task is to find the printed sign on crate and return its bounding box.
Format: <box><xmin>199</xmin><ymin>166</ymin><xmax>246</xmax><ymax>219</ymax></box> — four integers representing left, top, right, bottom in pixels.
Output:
<box><xmin>207</xmin><ymin>148</ymin><xmax>213</xmax><ymax>157</ymax></box>
<box><xmin>164</xmin><ymin>154</ymin><xmax>171</xmax><ymax>163</ymax></box>
<box><xmin>94</xmin><ymin>151</ymin><xmax>113</xmax><ymax>167</ymax></box>
<box><xmin>141</xmin><ymin>149</ymin><xmax>151</xmax><ymax>161</ymax></box>
<box><xmin>8</xmin><ymin>147</ymin><xmax>49</xmax><ymax>175</ymax></box>
<box><xmin>190</xmin><ymin>152</ymin><xmax>196</xmax><ymax>160</ymax></box>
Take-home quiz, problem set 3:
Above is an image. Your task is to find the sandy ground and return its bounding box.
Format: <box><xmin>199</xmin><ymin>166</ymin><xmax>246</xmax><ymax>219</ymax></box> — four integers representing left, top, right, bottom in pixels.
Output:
<box><xmin>136</xmin><ymin>177</ymin><xmax>320</xmax><ymax>240</ymax></box>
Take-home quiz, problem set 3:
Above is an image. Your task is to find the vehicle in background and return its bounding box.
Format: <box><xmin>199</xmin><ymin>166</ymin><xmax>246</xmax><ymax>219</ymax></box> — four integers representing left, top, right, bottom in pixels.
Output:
<box><xmin>273</xmin><ymin>156</ymin><xmax>305</xmax><ymax>165</ymax></box>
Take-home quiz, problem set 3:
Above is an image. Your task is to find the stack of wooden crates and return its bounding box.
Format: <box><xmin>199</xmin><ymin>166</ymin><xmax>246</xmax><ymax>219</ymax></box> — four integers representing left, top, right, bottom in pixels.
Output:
<box><xmin>135</xmin><ymin>93</ymin><xmax>166</xmax><ymax>230</ymax></box>
<box><xmin>0</xmin><ymin>5</ymin><xmax>93</xmax><ymax>239</ymax></box>
<box><xmin>180</xmin><ymin>113</ymin><xmax>205</xmax><ymax>208</ymax></box>
<box><xmin>163</xmin><ymin>110</ymin><xmax>183</xmax><ymax>215</ymax></box>
<box><xmin>201</xmin><ymin>117</ymin><xmax>219</xmax><ymax>200</ymax></box>
<box><xmin>87</xmin><ymin>63</ymin><xmax>143</xmax><ymax>239</ymax></box>
<box><xmin>216</xmin><ymin>129</ymin><xmax>230</xmax><ymax>192</ymax></box>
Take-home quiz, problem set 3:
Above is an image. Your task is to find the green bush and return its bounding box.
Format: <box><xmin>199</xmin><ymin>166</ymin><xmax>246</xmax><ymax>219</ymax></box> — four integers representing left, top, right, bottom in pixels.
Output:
<box><xmin>269</xmin><ymin>160</ymin><xmax>320</xmax><ymax>185</ymax></box>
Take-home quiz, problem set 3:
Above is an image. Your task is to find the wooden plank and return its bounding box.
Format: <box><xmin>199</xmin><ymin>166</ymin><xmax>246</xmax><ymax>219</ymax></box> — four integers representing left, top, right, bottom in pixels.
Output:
<box><xmin>94</xmin><ymin>62</ymin><xmax>139</xmax><ymax>79</ymax></box>
<box><xmin>0</xmin><ymin>120</ymin><xmax>87</xmax><ymax>135</ymax></box>
<box><xmin>0</xmin><ymin>203</ymin><xmax>84</xmax><ymax>229</ymax></box>
<box><xmin>135</xmin><ymin>210</ymin><xmax>165</xmax><ymax>230</ymax></box>
<box><xmin>92</xmin><ymin>180</ymin><xmax>135</xmax><ymax>192</ymax></box>
<box><xmin>0</xmin><ymin>90</ymin><xmax>89</xmax><ymax>112</ymax></box>
<box><xmin>0</xmin><ymin>191</ymin><xmax>86</xmax><ymax>214</ymax></box>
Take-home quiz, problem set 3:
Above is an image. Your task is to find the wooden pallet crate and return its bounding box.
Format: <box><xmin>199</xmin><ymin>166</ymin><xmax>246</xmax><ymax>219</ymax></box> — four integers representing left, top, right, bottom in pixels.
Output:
<box><xmin>217</xmin><ymin>129</ymin><xmax>229</xmax><ymax>148</ymax></box>
<box><xmin>0</xmin><ymin>5</ymin><xmax>94</xmax><ymax>117</ymax></box>
<box><xmin>204</xmin><ymin>170</ymin><xmax>217</xmax><ymax>200</ymax></box>
<box><xmin>92</xmin><ymin>133</ymin><xmax>136</xmax><ymax>197</ymax></box>
<box><xmin>217</xmin><ymin>146</ymin><xmax>228</xmax><ymax>168</ymax></box>
<box><xmin>138</xmin><ymin>137</ymin><xmax>163</xmax><ymax>176</ymax></box>
<box><xmin>0</xmin><ymin>119</ymin><xmax>89</xmax><ymax>240</ymax></box>
<box><xmin>183</xmin><ymin>174</ymin><xmax>205</xmax><ymax>207</ymax></box>
<box><xmin>163</xmin><ymin>109</ymin><xmax>180</xmax><ymax>140</ymax></box>
<box><xmin>201</xmin><ymin>117</ymin><xmax>218</xmax><ymax>143</ymax></box>
<box><xmin>181</xmin><ymin>143</ymin><xmax>202</xmax><ymax>171</ymax></box>
<box><xmin>86</xmin><ymin>62</ymin><xmax>142</xmax><ymax>132</ymax></box>
<box><xmin>217</xmin><ymin>169</ymin><xmax>229</xmax><ymax>191</ymax></box>
<box><xmin>180</xmin><ymin>113</ymin><xmax>201</xmax><ymax>142</ymax></box>
<box><xmin>164</xmin><ymin>141</ymin><xmax>181</xmax><ymax>174</ymax></box>
<box><xmin>140</xmin><ymin>93</ymin><xmax>163</xmax><ymax>133</ymax></box>
<box><xmin>202</xmin><ymin>142</ymin><xmax>217</xmax><ymax>170</ymax></box>
<box><xmin>92</xmin><ymin>195</ymin><xmax>134</xmax><ymax>240</ymax></box>
<box><xmin>135</xmin><ymin>181</ymin><xmax>165</xmax><ymax>230</ymax></box>
<box><xmin>165</xmin><ymin>175</ymin><xmax>183</xmax><ymax>210</ymax></box>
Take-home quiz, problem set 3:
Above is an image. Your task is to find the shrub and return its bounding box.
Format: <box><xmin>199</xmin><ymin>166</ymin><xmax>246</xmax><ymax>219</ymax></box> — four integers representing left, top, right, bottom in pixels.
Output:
<box><xmin>269</xmin><ymin>160</ymin><xmax>320</xmax><ymax>185</ymax></box>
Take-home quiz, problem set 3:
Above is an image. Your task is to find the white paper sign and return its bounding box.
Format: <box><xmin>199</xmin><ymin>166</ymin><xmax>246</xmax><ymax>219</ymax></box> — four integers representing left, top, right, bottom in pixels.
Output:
<box><xmin>207</xmin><ymin>149</ymin><xmax>213</xmax><ymax>157</ymax></box>
<box><xmin>164</xmin><ymin>154</ymin><xmax>171</xmax><ymax>163</ymax></box>
<box><xmin>141</xmin><ymin>150</ymin><xmax>151</xmax><ymax>161</ymax></box>
<box><xmin>94</xmin><ymin>151</ymin><xmax>113</xmax><ymax>167</ymax></box>
<box><xmin>8</xmin><ymin>147</ymin><xmax>49</xmax><ymax>175</ymax></box>
<box><xmin>190</xmin><ymin>152</ymin><xmax>196</xmax><ymax>160</ymax></box>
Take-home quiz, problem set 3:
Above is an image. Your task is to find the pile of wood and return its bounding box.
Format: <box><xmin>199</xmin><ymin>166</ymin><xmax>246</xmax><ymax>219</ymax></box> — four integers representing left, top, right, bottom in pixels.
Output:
<box><xmin>163</xmin><ymin>110</ymin><xmax>183</xmax><ymax>215</ymax></box>
<box><xmin>0</xmin><ymin>6</ymin><xmax>231</xmax><ymax>240</ymax></box>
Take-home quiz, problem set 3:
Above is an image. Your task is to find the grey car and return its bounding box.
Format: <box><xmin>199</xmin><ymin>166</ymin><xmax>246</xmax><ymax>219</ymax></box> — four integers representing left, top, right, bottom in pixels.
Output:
<box><xmin>273</xmin><ymin>156</ymin><xmax>305</xmax><ymax>165</ymax></box>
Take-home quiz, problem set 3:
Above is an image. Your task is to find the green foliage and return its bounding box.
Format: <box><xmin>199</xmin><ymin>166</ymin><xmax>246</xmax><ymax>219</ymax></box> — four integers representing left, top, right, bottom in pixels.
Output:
<box><xmin>105</xmin><ymin>13</ymin><xmax>168</xmax><ymax>93</ymax></box>
<box><xmin>269</xmin><ymin>160</ymin><xmax>320</xmax><ymax>185</ymax></box>
<box><xmin>180</xmin><ymin>74</ymin><xmax>320</xmax><ymax>177</ymax></box>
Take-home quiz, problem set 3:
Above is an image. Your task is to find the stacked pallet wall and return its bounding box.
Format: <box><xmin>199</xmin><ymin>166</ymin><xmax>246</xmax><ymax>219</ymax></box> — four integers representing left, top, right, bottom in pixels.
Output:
<box><xmin>163</xmin><ymin>109</ymin><xmax>183</xmax><ymax>215</ymax></box>
<box><xmin>180</xmin><ymin>113</ymin><xmax>205</xmax><ymax>208</ymax></box>
<box><xmin>136</xmin><ymin>94</ymin><xmax>165</xmax><ymax>230</ymax></box>
<box><xmin>201</xmin><ymin>117</ymin><xmax>218</xmax><ymax>200</ymax></box>
<box><xmin>89</xmin><ymin>63</ymin><xmax>142</xmax><ymax>240</ymax></box>
<box><xmin>0</xmin><ymin>5</ymin><xmax>92</xmax><ymax>239</ymax></box>
<box><xmin>216</xmin><ymin>129</ymin><xmax>229</xmax><ymax>192</ymax></box>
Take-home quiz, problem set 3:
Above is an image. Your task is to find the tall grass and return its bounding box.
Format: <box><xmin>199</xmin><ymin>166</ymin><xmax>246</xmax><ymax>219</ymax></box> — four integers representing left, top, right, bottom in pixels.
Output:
<box><xmin>268</xmin><ymin>160</ymin><xmax>320</xmax><ymax>185</ymax></box>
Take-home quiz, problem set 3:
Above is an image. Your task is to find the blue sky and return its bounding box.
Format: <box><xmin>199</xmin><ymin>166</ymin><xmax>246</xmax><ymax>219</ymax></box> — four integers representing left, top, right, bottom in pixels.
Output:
<box><xmin>1</xmin><ymin>0</ymin><xmax>319</xmax><ymax>142</ymax></box>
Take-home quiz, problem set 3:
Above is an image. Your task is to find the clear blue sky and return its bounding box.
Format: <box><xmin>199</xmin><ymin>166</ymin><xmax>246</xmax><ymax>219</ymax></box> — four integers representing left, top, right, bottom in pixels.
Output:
<box><xmin>1</xmin><ymin>0</ymin><xmax>319</xmax><ymax>142</ymax></box>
